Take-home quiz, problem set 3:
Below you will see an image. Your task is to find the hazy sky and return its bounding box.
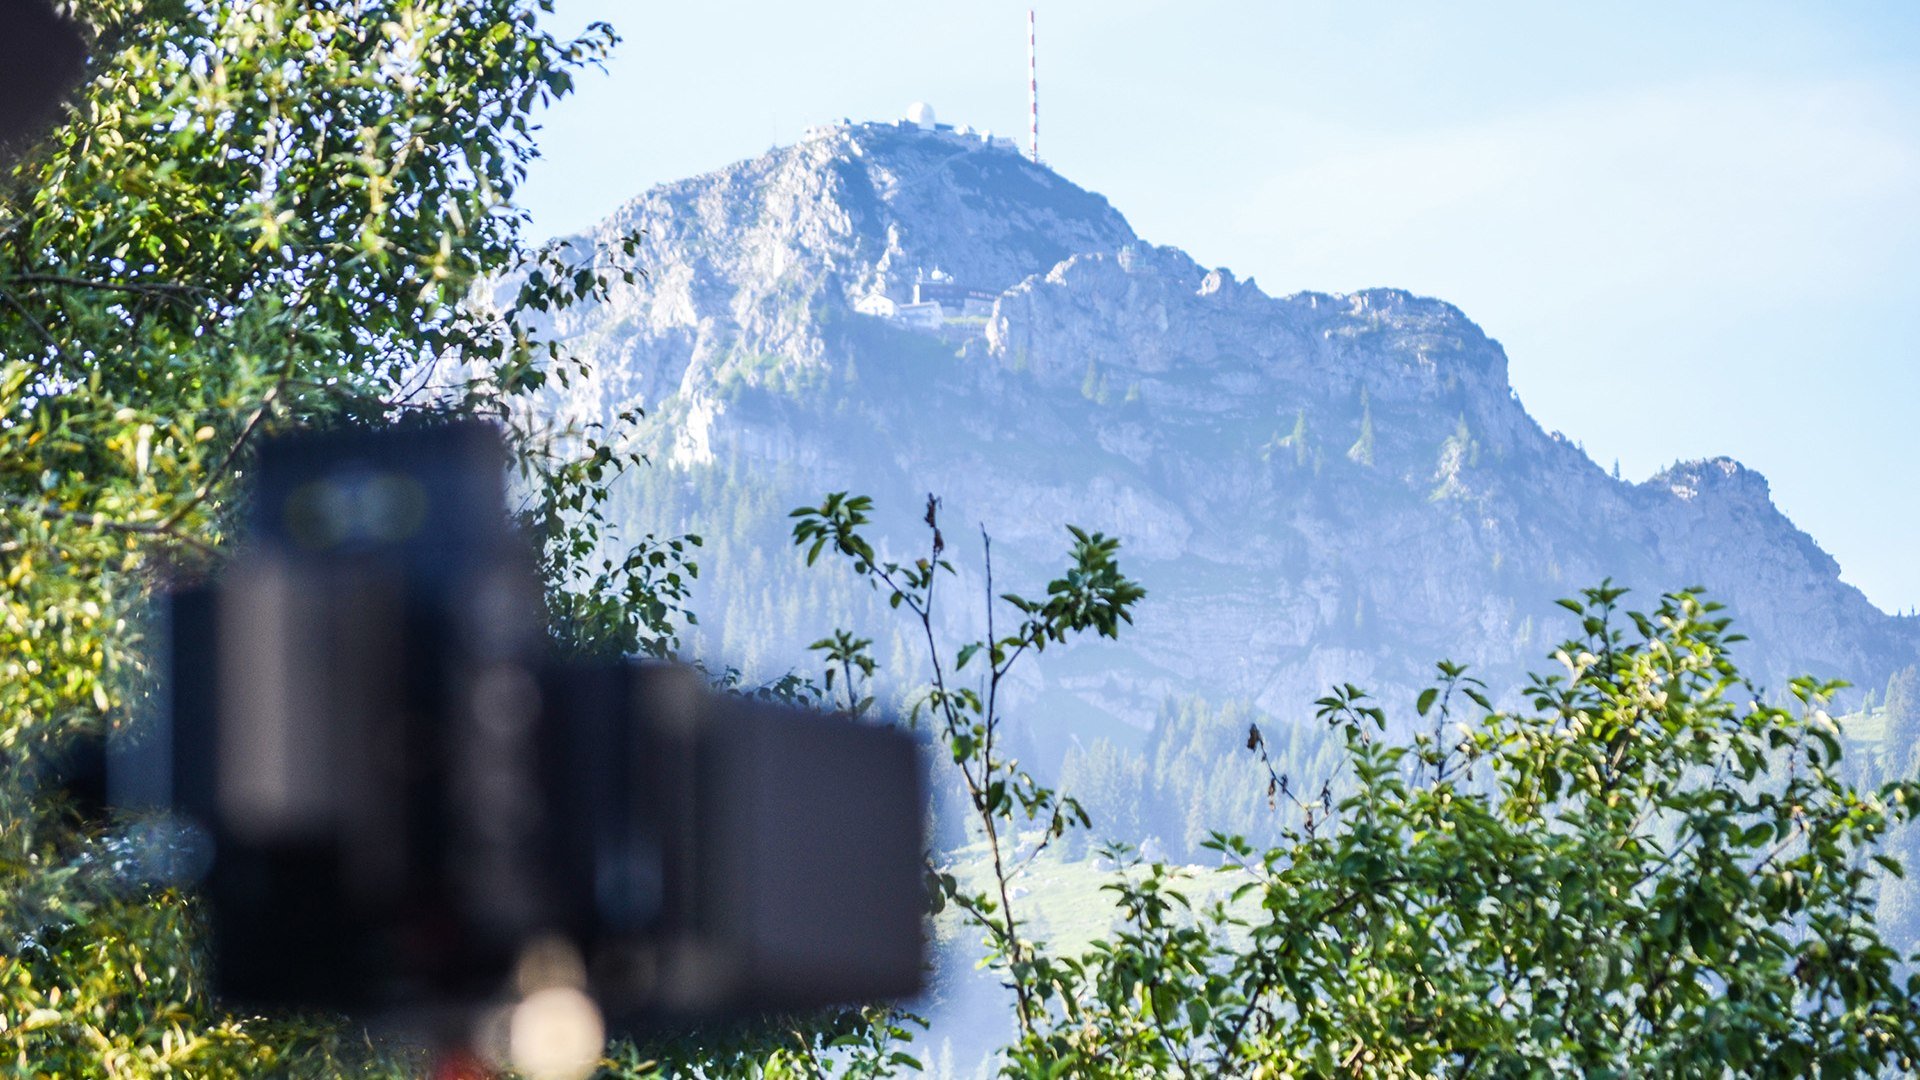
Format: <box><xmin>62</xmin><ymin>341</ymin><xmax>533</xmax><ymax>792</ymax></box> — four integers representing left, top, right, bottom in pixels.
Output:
<box><xmin>521</xmin><ymin>1</ymin><xmax>1920</xmax><ymax>615</ymax></box>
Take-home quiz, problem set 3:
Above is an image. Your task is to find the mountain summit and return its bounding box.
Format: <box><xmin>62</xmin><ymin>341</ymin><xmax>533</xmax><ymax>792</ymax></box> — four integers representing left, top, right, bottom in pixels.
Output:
<box><xmin>541</xmin><ymin>115</ymin><xmax>1130</xmax><ymax>399</ymax></box>
<box><xmin>531</xmin><ymin>113</ymin><xmax>1918</xmax><ymax>754</ymax></box>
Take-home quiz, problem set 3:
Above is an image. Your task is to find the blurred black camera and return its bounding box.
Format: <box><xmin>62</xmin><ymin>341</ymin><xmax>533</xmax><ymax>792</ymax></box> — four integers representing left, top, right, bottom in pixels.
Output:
<box><xmin>120</xmin><ymin>423</ymin><xmax>924</xmax><ymax>1045</ymax></box>
<box><xmin>0</xmin><ymin>0</ymin><xmax>86</xmax><ymax>154</ymax></box>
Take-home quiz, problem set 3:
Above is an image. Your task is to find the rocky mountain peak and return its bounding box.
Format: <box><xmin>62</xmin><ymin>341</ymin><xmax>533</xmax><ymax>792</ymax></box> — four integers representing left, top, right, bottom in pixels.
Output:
<box><xmin>532</xmin><ymin>117</ymin><xmax>1140</xmax><ymax>418</ymax></box>
<box><xmin>1651</xmin><ymin>456</ymin><xmax>1773</xmax><ymax>505</ymax></box>
<box><xmin>822</xmin><ymin>120</ymin><xmax>1138</xmax><ymax>296</ymax></box>
<box><xmin>529</xmin><ymin>120</ymin><xmax>1916</xmax><ymax>738</ymax></box>
<box><xmin>579</xmin><ymin>116</ymin><xmax>1133</xmax><ymax>315</ymax></box>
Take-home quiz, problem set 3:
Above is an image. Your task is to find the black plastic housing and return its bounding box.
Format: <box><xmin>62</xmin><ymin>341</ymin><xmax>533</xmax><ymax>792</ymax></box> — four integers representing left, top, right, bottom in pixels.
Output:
<box><xmin>140</xmin><ymin>422</ymin><xmax>926</xmax><ymax>1029</ymax></box>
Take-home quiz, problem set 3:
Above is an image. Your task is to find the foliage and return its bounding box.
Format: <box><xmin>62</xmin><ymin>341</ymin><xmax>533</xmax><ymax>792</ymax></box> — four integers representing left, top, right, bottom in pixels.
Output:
<box><xmin>996</xmin><ymin>585</ymin><xmax>1920</xmax><ymax>1076</ymax></box>
<box><xmin>525</xmin><ymin>406</ymin><xmax>703</xmax><ymax>663</ymax></box>
<box><xmin>1057</xmin><ymin>699</ymin><xmax>1350</xmax><ymax>864</ymax></box>
<box><xmin>0</xmin><ymin>2</ymin><xmax>711</xmax><ymax>1074</ymax></box>
<box><xmin>790</xmin><ymin>492</ymin><xmax>1147</xmax><ymax>1042</ymax></box>
<box><xmin>601</xmin><ymin>1005</ymin><xmax>924</xmax><ymax>1080</ymax></box>
<box><xmin>793</xmin><ymin>501</ymin><xmax>1920</xmax><ymax>1078</ymax></box>
<box><xmin>1346</xmin><ymin>387</ymin><xmax>1375</xmax><ymax>468</ymax></box>
<box><xmin>1887</xmin><ymin>665</ymin><xmax>1920</xmax><ymax>770</ymax></box>
<box><xmin>1055</xmin><ymin>739</ymin><xmax>1148</xmax><ymax>861</ymax></box>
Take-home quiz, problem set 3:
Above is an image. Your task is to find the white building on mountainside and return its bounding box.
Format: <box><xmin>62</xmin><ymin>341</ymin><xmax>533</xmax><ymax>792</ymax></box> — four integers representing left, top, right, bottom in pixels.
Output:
<box><xmin>853</xmin><ymin>292</ymin><xmax>899</xmax><ymax>319</ymax></box>
<box><xmin>855</xmin><ymin>265</ymin><xmax>995</xmax><ymax>335</ymax></box>
<box><xmin>911</xmin><ymin>267</ymin><xmax>997</xmax><ymax>318</ymax></box>
<box><xmin>805</xmin><ymin>104</ymin><xmax>1019</xmax><ymax>153</ymax></box>
<box><xmin>892</xmin><ymin>301</ymin><xmax>945</xmax><ymax>332</ymax></box>
<box><xmin>898</xmin><ymin>102</ymin><xmax>1020</xmax><ymax>152</ymax></box>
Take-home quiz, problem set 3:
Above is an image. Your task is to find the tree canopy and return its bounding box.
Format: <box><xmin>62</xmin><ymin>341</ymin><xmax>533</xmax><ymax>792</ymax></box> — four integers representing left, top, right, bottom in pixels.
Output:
<box><xmin>0</xmin><ymin>2</ymin><xmax>642</xmax><ymax>1073</ymax></box>
<box><xmin>799</xmin><ymin>495</ymin><xmax>1920</xmax><ymax>1079</ymax></box>
<box><xmin>1008</xmin><ymin>586</ymin><xmax>1920</xmax><ymax>1076</ymax></box>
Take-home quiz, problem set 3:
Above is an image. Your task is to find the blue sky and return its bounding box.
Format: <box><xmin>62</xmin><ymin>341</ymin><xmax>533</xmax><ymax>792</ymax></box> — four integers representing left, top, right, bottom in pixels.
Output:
<box><xmin>521</xmin><ymin>1</ymin><xmax>1920</xmax><ymax>615</ymax></box>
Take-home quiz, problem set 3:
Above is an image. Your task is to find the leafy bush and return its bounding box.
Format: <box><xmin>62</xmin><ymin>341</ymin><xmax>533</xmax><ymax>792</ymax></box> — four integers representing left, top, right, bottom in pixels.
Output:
<box><xmin>1020</xmin><ymin>586</ymin><xmax>1920</xmax><ymax>1076</ymax></box>
<box><xmin>797</xmin><ymin>489</ymin><xmax>1920</xmax><ymax>1078</ymax></box>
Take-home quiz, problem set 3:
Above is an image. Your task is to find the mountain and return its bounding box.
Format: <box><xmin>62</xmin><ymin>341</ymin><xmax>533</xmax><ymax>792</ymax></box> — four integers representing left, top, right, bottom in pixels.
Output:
<box><xmin>521</xmin><ymin>113</ymin><xmax>1920</xmax><ymax>768</ymax></box>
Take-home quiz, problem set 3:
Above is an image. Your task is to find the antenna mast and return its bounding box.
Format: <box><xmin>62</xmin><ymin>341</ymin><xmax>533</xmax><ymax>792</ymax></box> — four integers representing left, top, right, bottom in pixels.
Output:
<box><xmin>1027</xmin><ymin>6</ymin><xmax>1039</xmax><ymax>163</ymax></box>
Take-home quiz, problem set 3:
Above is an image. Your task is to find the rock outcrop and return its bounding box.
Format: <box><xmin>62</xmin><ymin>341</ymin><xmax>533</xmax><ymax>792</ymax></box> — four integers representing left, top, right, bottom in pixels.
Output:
<box><xmin>521</xmin><ymin>117</ymin><xmax>1918</xmax><ymax>761</ymax></box>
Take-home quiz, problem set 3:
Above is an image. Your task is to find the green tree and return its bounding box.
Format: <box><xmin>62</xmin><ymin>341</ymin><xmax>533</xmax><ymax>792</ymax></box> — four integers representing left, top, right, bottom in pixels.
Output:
<box><xmin>799</xmin><ymin>512</ymin><xmax>1920</xmax><ymax>1077</ymax></box>
<box><xmin>1137</xmin><ymin>697</ymin><xmax>1344</xmax><ymax>862</ymax></box>
<box><xmin>1347</xmin><ymin>387</ymin><xmax>1375</xmax><ymax>467</ymax></box>
<box><xmin>1080</xmin><ymin>358</ymin><xmax>1111</xmax><ymax>405</ymax></box>
<box><xmin>1285</xmin><ymin>407</ymin><xmax>1310</xmax><ymax>467</ymax></box>
<box><xmin>1058</xmin><ymin>738</ymin><xmax>1149</xmax><ymax>858</ymax></box>
<box><xmin>1887</xmin><ymin>664</ymin><xmax>1919</xmax><ymax>764</ymax></box>
<box><xmin>0</xmin><ymin>4</ymin><xmax>739</xmax><ymax>1075</ymax></box>
<box><xmin>996</xmin><ymin>586</ymin><xmax>1920</xmax><ymax>1076</ymax></box>
<box><xmin>790</xmin><ymin>492</ymin><xmax>1147</xmax><ymax>1043</ymax></box>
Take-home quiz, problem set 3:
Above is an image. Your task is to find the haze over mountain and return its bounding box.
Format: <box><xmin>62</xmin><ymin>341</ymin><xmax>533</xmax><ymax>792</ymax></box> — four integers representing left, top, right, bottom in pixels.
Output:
<box><xmin>520</xmin><ymin>111</ymin><xmax>1920</xmax><ymax>765</ymax></box>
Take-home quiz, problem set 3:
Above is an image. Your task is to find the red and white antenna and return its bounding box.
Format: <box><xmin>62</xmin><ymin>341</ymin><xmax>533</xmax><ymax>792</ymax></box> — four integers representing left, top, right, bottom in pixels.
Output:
<box><xmin>1027</xmin><ymin>6</ymin><xmax>1040</xmax><ymax>163</ymax></box>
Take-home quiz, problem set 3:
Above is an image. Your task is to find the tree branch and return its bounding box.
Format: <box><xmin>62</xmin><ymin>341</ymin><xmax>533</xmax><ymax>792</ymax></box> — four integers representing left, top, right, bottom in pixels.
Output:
<box><xmin>9</xmin><ymin>273</ymin><xmax>216</xmax><ymax>302</ymax></box>
<box><xmin>0</xmin><ymin>284</ymin><xmax>69</xmax><ymax>366</ymax></box>
<box><xmin>159</xmin><ymin>380</ymin><xmax>283</xmax><ymax>531</ymax></box>
<box><xmin>1</xmin><ymin>492</ymin><xmax>218</xmax><ymax>556</ymax></box>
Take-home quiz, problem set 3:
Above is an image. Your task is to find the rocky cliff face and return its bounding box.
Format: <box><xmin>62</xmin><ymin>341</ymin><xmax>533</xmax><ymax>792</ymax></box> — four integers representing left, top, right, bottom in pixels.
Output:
<box><xmin>525</xmin><ymin>118</ymin><xmax>1918</xmax><ymax>758</ymax></box>
<box><xmin>534</xmin><ymin>122</ymin><xmax>1133</xmax><ymax>429</ymax></box>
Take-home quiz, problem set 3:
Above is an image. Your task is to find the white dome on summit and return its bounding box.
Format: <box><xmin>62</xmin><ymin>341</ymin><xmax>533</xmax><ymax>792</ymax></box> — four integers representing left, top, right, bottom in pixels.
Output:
<box><xmin>906</xmin><ymin>102</ymin><xmax>936</xmax><ymax>129</ymax></box>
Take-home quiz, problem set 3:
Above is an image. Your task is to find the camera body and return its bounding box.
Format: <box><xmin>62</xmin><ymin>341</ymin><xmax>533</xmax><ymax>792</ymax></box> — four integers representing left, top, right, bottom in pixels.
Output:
<box><xmin>140</xmin><ymin>423</ymin><xmax>925</xmax><ymax>1027</ymax></box>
